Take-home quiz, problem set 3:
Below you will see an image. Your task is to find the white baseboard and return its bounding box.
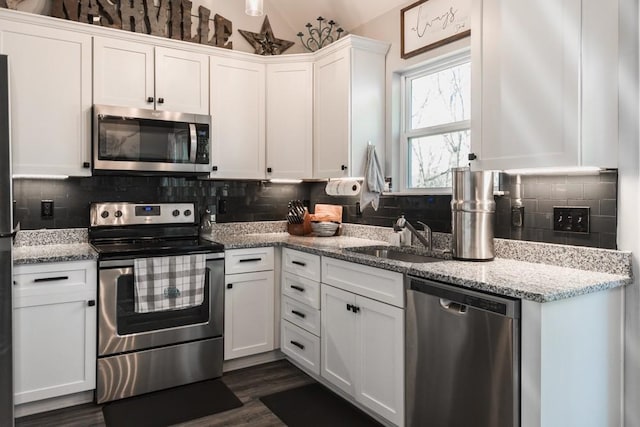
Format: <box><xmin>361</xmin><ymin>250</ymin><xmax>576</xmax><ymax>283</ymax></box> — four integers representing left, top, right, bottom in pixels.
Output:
<box><xmin>223</xmin><ymin>350</ymin><xmax>285</xmax><ymax>372</ymax></box>
<box><xmin>15</xmin><ymin>390</ymin><xmax>94</xmax><ymax>418</ymax></box>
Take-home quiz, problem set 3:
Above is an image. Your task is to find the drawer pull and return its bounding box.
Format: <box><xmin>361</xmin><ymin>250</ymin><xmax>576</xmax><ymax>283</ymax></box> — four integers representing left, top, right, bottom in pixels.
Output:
<box><xmin>290</xmin><ymin>340</ymin><xmax>305</xmax><ymax>350</ymax></box>
<box><xmin>34</xmin><ymin>276</ymin><xmax>69</xmax><ymax>283</ymax></box>
<box><xmin>239</xmin><ymin>258</ymin><xmax>262</xmax><ymax>263</ymax></box>
<box><xmin>87</xmin><ymin>300</ymin><xmax>96</xmax><ymax>307</ymax></box>
<box><xmin>291</xmin><ymin>260</ymin><xmax>306</xmax><ymax>267</ymax></box>
<box><xmin>227</xmin><ymin>283</ymin><xmax>233</xmax><ymax>289</ymax></box>
<box><xmin>291</xmin><ymin>285</ymin><xmax>305</xmax><ymax>292</ymax></box>
<box><xmin>291</xmin><ymin>310</ymin><xmax>306</xmax><ymax>319</ymax></box>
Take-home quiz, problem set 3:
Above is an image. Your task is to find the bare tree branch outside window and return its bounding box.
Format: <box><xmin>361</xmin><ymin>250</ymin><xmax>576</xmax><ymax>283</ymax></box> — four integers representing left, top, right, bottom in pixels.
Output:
<box><xmin>407</xmin><ymin>60</ymin><xmax>471</xmax><ymax>189</ymax></box>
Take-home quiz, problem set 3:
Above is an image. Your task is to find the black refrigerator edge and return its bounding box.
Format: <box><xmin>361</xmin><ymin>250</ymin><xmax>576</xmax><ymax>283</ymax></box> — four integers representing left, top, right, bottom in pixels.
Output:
<box><xmin>0</xmin><ymin>53</ymin><xmax>15</xmax><ymax>426</ymax></box>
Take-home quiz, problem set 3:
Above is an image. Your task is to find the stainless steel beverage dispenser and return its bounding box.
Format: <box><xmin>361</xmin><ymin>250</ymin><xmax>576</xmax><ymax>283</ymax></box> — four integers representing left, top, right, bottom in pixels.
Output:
<box><xmin>451</xmin><ymin>167</ymin><xmax>495</xmax><ymax>260</ymax></box>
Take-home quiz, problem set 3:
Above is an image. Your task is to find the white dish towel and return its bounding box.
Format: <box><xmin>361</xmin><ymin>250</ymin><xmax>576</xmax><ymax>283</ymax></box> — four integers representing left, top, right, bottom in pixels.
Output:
<box><xmin>134</xmin><ymin>254</ymin><xmax>206</xmax><ymax>313</ymax></box>
<box><xmin>360</xmin><ymin>144</ymin><xmax>384</xmax><ymax>211</ymax></box>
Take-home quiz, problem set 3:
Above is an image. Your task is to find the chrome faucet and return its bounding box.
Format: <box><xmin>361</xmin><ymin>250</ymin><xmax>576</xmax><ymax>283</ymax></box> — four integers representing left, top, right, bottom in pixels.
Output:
<box><xmin>393</xmin><ymin>215</ymin><xmax>432</xmax><ymax>251</ymax></box>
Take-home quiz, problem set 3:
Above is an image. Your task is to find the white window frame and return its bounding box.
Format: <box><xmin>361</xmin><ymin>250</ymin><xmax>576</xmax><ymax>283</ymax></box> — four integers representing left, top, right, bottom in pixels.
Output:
<box><xmin>399</xmin><ymin>49</ymin><xmax>471</xmax><ymax>194</ymax></box>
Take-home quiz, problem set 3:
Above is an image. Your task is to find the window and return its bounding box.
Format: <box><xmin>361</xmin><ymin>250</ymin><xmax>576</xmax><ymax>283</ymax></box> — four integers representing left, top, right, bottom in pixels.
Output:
<box><xmin>401</xmin><ymin>52</ymin><xmax>471</xmax><ymax>192</ymax></box>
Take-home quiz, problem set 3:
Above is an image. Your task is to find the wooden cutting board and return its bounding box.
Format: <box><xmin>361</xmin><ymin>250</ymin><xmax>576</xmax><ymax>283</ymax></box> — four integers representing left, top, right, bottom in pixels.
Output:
<box><xmin>311</xmin><ymin>204</ymin><xmax>343</xmax><ymax>223</ymax></box>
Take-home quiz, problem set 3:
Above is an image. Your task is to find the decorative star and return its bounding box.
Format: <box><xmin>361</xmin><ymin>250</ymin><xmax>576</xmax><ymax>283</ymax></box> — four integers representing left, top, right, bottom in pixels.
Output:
<box><xmin>238</xmin><ymin>16</ymin><xmax>295</xmax><ymax>56</ymax></box>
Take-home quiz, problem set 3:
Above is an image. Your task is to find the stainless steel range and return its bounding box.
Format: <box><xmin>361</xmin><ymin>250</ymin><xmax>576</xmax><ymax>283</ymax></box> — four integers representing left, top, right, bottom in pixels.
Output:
<box><xmin>89</xmin><ymin>202</ymin><xmax>225</xmax><ymax>404</ymax></box>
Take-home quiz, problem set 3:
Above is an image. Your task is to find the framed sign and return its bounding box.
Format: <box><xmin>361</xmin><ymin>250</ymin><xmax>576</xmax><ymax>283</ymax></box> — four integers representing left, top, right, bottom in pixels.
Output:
<box><xmin>401</xmin><ymin>0</ymin><xmax>471</xmax><ymax>59</ymax></box>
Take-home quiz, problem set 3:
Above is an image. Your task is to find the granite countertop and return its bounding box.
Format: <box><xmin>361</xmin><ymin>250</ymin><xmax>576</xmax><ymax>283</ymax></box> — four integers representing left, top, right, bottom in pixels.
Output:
<box><xmin>13</xmin><ymin>224</ymin><xmax>632</xmax><ymax>303</ymax></box>
<box><xmin>13</xmin><ymin>243</ymin><xmax>98</xmax><ymax>265</ymax></box>
<box><xmin>212</xmin><ymin>230</ymin><xmax>632</xmax><ymax>303</ymax></box>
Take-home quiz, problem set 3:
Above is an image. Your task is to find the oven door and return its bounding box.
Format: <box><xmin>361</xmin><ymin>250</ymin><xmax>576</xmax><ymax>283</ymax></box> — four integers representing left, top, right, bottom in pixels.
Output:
<box><xmin>98</xmin><ymin>253</ymin><xmax>223</xmax><ymax>356</ymax></box>
<box><xmin>93</xmin><ymin>104</ymin><xmax>211</xmax><ymax>174</ymax></box>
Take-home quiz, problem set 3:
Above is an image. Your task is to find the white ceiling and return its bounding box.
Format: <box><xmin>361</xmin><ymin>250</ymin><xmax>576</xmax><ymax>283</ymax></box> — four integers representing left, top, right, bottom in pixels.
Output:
<box><xmin>267</xmin><ymin>0</ymin><xmax>412</xmax><ymax>33</ymax></box>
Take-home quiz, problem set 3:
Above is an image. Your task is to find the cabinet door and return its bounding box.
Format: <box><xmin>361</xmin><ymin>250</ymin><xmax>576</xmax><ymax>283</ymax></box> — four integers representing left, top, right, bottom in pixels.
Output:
<box><xmin>356</xmin><ymin>295</ymin><xmax>404</xmax><ymax>426</ymax></box>
<box><xmin>313</xmin><ymin>49</ymin><xmax>350</xmax><ymax>178</ymax></box>
<box><xmin>155</xmin><ymin>47</ymin><xmax>209</xmax><ymax>115</ymax></box>
<box><xmin>210</xmin><ymin>56</ymin><xmax>265</xmax><ymax>179</ymax></box>
<box><xmin>320</xmin><ymin>284</ymin><xmax>357</xmax><ymax>396</ymax></box>
<box><xmin>224</xmin><ymin>270</ymin><xmax>274</xmax><ymax>360</ymax></box>
<box><xmin>473</xmin><ymin>0</ymin><xmax>581</xmax><ymax>170</ymax></box>
<box><xmin>13</xmin><ymin>262</ymin><xmax>97</xmax><ymax>404</ymax></box>
<box><xmin>266</xmin><ymin>62</ymin><xmax>313</xmax><ymax>179</ymax></box>
<box><xmin>0</xmin><ymin>21</ymin><xmax>91</xmax><ymax>176</ymax></box>
<box><xmin>93</xmin><ymin>37</ymin><xmax>154</xmax><ymax>110</ymax></box>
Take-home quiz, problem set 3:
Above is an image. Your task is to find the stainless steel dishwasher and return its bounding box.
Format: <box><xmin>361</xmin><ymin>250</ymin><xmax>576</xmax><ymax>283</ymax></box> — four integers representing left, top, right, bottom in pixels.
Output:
<box><xmin>406</xmin><ymin>276</ymin><xmax>520</xmax><ymax>427</ymax></box>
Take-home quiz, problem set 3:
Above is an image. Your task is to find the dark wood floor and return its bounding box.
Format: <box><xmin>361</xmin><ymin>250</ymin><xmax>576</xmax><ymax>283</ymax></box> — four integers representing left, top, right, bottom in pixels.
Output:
<box><xmin>16</xmin><ymin>359</ymin><xmax>316</xmax><ymax>427</ymax></box>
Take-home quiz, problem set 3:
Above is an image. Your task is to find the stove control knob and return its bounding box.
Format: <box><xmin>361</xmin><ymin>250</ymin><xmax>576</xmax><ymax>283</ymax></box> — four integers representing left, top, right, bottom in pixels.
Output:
<box><xmin>183</xmin><ymin>209</ymin><xmax>192</xmax><ymax>217</ymax></box>
<box><xmin>100</xmin><ymin>211</ymin><xmax>109</xmax><ymax>219</ymax></box>
<box><xmin>114</xmin><ymin>210</ymin><xmax>123</xmax><ymax>218</ymax></box>
<box><xmin>172</xmin><ymin>209</ymin><xmax>180</xmax><ymax>217</ymax></box>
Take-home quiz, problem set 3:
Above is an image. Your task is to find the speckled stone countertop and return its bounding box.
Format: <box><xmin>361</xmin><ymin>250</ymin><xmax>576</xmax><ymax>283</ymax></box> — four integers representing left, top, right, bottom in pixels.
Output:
<box><xmin>13</xmin><ymin>224</ymin><xmax>632</xmax><ymax>302</ymax></box>
<box><xmin>208</xmin><ymin>222</ymin><xmax>632</xmax><ymax>303</ymax></box>
<box><xmin>13</xmin><ymin>229</ymin><xmax>97</xmax><ymax>265</ymax></box>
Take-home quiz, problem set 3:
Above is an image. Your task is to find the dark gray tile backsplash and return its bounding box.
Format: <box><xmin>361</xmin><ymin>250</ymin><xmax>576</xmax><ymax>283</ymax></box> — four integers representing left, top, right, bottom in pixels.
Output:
<box><xmin>13</xmin><ymin>170</ymin><xmax>618</xmax><ymax>249</ymax></box>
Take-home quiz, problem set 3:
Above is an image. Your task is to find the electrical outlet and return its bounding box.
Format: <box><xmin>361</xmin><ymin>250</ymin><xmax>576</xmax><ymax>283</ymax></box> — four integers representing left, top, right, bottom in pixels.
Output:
<box><xmin>41</xmin><ymin>200</ymin><xmax>54</xmax><ymax>219</ymax></box>
<box><xmin>553</xmin><ymin>206</ymin><xmax>590</xmax><ymax>233</ymax></box>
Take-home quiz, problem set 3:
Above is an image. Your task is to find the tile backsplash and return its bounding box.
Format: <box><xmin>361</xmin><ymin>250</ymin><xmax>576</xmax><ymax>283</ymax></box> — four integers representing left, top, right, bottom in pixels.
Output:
<box><xmin>13</xmin><ymin>170</ymin><xmax>618</xmax><ymax>249</ymax></box>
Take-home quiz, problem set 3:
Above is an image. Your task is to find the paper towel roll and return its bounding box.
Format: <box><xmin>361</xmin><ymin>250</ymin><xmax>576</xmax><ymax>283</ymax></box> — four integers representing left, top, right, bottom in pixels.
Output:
<box><xmin>325</xmin><ymin>180</ymin><xmax>361</xmax><ymax>196</ymax></box>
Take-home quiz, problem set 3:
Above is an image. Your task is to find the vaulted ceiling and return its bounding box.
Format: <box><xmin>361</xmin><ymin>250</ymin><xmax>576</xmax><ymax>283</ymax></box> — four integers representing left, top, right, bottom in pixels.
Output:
<box><xmin>267</xmin><ymin>0</ymin><xmax>412</xmax><ymax>33</ymax></box>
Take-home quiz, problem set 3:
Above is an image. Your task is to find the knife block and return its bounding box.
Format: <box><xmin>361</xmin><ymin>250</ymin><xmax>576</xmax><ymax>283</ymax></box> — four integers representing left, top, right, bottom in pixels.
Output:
<box><xmin>287</xmin><ymin>212</ymin><xmax>311</xmax><ymax>236</ymax></box>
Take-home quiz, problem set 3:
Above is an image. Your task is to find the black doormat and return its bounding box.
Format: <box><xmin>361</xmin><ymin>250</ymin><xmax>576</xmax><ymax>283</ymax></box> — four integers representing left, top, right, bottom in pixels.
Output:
<box><xmin>260</xmin><ymin>382</ymin><xmax>384</xmax><ymax>427</ymax></box>
<box><xmin>102</xmin><ymin>379</ymin><xmax>243</xmax><ymax>427</ymax></box>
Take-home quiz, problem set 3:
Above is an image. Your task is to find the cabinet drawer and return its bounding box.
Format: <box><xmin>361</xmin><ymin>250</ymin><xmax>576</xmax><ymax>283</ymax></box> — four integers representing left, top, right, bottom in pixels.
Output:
<box><xmin>281</xmin><ymin>320</ymin><xmax>320</xmax><ymax>376</ymax></box>
<box><xmin>225</xmin><ymin>247</ymin><xmax>274</xmax><ymax>274</ymax></box>
<box><xmin>13</xmin><ymin>261</ymin><xmax>96</xmax><ymax>300</ymax></box>
<box><xmin>282</xmin><ymin>296</ymin><xmax>320</xmax><ymax>336</ymax></box>
<box><xmin>282</xmin><ymin>248</ymin><xmax>320</xmax><ymax>282</ymax></box>
<box><xmin>321</xmin><ymin>257</ymin><xmax>404</xmax><ymax>308</ymax></box>
<box><xmin>282</xmin><ymin>272</ymin><xmax>320</xmax><ymax>309</ymax></box>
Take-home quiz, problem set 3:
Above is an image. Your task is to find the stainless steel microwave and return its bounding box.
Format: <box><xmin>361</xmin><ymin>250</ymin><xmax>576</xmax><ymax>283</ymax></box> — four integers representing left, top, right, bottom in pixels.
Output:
<box><xmin>93</xmin><ymin>105</ymin><xmax>211</xmax><ymax>175</ymax></box>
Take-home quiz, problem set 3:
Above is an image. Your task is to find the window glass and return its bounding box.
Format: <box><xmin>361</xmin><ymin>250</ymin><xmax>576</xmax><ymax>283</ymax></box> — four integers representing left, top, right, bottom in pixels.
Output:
<box><xmin>410</xmin><ymin>62</ymin><xmax>470</xmax><ymax>130</ymax></box>
<box><xmin>408</xmin><ymin>130</ymin><xmax>471</xmax><ymax>188</ymax></box>
<box><xmin>402</xmin><ymin>54</ymin><xmax>471</xmax><ymax>191</ymax></box>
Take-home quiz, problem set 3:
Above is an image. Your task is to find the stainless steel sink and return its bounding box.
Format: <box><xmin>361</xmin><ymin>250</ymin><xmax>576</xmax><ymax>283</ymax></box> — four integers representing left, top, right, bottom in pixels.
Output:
<box><xmin>345</xmin><ymin>246</ymin><xmax>446</xmax><ymax>263</ymax></box>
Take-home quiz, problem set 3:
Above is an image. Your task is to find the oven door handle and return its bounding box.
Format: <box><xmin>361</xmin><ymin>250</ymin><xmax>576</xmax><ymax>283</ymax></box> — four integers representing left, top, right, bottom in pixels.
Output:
<box><xmin>189</xmin><ymin>123</ymin><xmax>197</xmax><ymax>164</ymax></box>
<box><xmin>99</xmin><ymin>252</ymin><xmax>224</xmax><ymax>268</ymax></box>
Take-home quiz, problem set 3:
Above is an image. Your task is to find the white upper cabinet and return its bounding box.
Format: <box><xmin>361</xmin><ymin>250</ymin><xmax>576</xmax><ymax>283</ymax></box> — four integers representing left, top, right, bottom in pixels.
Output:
<box><xmin>0</xmin><ymin>19</ymin><xmax>92</xmax><ymax>177</ymax></box>
<box><xmin>313</xmin><ymin>37</ymin><xmax>389</xmax><ymax>179</ymax></box>
<box><xmin>266</xmin><ymin>61</ymin><xmax>313</xmax><ymax>180</ymax></box>
<box><xmin>94</xmin><ymin>37</ymin><xmax>209</xmax><ymax>115</ymax></box>
<box><xmin>210</xmin><ymin>56</ymin><xmax>265</xmax><ymax>179</ymax></box>
<box><xmin>154</xmin><ymin>47</ymin><xmax>209</xmax><ymax>115</ymax></box>
<box><xmin>472</xmin><ymin>0</ymin><xmax>618</xmax><ymax>170</ymax></box>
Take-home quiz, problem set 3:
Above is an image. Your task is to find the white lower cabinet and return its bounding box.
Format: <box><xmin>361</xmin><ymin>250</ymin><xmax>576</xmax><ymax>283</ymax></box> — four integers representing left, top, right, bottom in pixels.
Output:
<box><xmin>224</xmin><ymin>248</ymin><xmax>275</xmax><ymax>360</ymax></box>
<box><xmin>320</xmin><ymin>258</ymin><xmax>404</xmax><ymax>426</ymax></box>
<box><xmin>280</xmin><ymin>248</ymin><xmax>322</xmax><ymax>376</ymax></box>
<box><xmin>13</xmin><ymin>260</ymin><xmax>97</xmax><ymax>405</ymax></box>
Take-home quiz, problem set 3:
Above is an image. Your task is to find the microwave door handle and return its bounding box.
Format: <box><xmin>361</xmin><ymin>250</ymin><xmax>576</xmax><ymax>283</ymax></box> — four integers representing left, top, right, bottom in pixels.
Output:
<box><xmin>189</xmin><ymin>123</ymin><xmax>197</xmax><ymax>163</ymax></box>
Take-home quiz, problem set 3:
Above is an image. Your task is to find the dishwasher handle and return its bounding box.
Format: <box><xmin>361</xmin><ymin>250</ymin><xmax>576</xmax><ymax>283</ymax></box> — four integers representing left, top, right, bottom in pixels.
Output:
<box><xmin>439</xmin><ymin>298</ymin><xmax>468</xmax><ymax>314</ymax></box>
<box><xmin>408</xmin><ymin>275</ymin><xmax>520</xmax><ymax>319</ymax></box>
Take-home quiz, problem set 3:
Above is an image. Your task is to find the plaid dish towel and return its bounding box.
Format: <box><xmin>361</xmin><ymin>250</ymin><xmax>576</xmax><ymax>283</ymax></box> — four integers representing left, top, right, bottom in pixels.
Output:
<box><xmin>134</xmin><ymin>254</ymin><xmax>206</xmax><ymax>313</ymax></box>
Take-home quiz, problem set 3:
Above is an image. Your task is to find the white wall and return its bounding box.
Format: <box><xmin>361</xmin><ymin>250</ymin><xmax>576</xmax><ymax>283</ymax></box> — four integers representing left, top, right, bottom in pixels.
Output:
<box><xmin>348</xmin><ymin>1</ymin><xmax>470</xmax><ymax>189</ymax></box>
<box><xmin>618</xmin><ymin>0</ymin><xmax>640</xmax><ymax>424</ymax></box>
<box><xmin>196</xmin><ymin>0</ymin><xmax>305</xmax><ymax>54</ymax></box>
